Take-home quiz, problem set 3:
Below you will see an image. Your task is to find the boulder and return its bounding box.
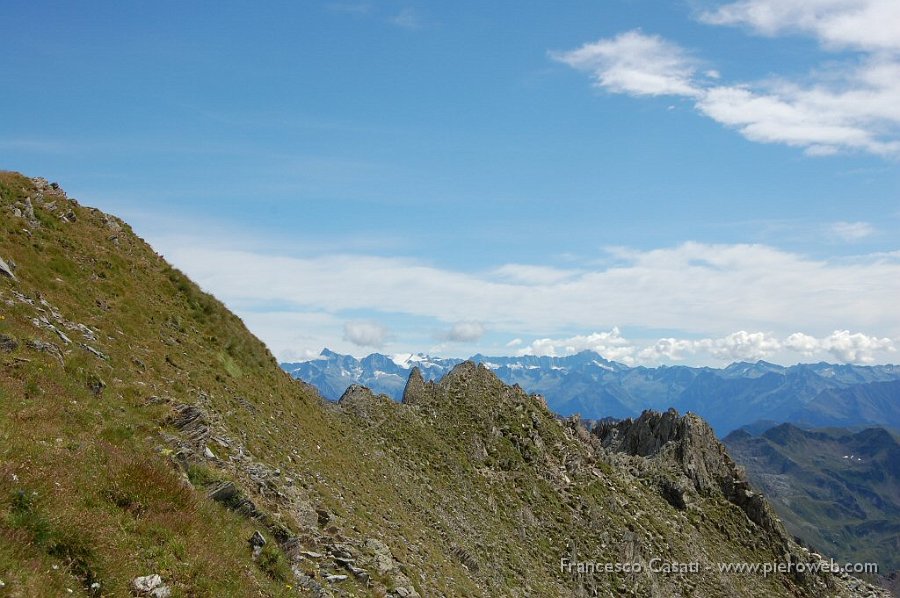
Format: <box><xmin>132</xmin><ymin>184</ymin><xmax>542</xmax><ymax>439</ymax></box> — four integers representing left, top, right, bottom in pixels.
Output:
<box><xmin>0</xmin><ymin>256</ymin><xmax>15</xmax><ymax>280</ymax></box>
<box><xmin>131</xmin><ymin>574</ymin><xmax>171</xmax><ymax>597</ymax></box>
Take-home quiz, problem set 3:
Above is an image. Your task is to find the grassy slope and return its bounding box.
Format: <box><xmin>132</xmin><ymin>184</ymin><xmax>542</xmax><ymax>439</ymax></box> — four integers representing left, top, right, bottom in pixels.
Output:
<box><xmin>0</xmin><ymin>171</ymin><xmax>872</xmax><ymax>597</ymax></box>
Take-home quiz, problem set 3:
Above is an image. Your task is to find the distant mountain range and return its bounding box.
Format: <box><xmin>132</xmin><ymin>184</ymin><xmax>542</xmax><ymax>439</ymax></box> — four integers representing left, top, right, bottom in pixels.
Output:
<box><xmin>725</xmin><ymin>423</ymin><xmax>900</xmax><ymax>575</ymax></box>
<box><xmin>282</xmin><ymin>349</ymin><xmax>900</xmax><ymax>435</ymax></box>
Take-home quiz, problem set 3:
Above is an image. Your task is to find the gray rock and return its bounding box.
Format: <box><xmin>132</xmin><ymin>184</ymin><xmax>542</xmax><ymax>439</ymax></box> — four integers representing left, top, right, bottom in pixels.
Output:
<box><xmin>208</xmin><ymin>481</ymin><xmax>260</xmax><ymax>518</ymax></box>
<box><xmin>331</xmin><ymin>545</ymin><xmax>353</xmax><ymax>559</ymax></box>
<box><xmin>348</xmin><ymin>565</ymin><xmax>369</xmax><ymax>582</ymax></box>
<box><xmin>337</xmin><ymin>384</ymin><xmax>389</xmax><ymax>419</ymax></box>
<box><xmin>325</xmin><ymin>574</ymin><xmax>348</xmax><ymax>583</ymax></box>
<box><xmin>402</xmin><ymin>367</ymin><xmax>428</xmax><ymax>405</ymax></box>
<box><xmin>26</xmin><ymin>338</ymin><xmax>63</xmax><ymax>363</ymax></box>
<box><xmin>80</xmin><ymin>343</ymin><xmax>109</xmax><ymax>360</ymax></box>
<box><xmin>0</xmin><ymin>334</ymin><xmax>18</xmax><ymax>352</ymax></box>
<box><xmin>104</xmin><ymin>214</ymin><xmax>122</xmax><ymax>233</ymax></box>
<box><xmin>249</xmin><ymin>530</ymin><xmax>266</xmax><ymax>547</ymax></box>
<box><xmin>22</xmin><ymin>198</ymin><xmax>36</xmax><ymax>222</ymax></box>
<box><xmin>292</xmin><ymin>569</ymin><xmax>332</xmax><ymax>598</ymax></box>
<box><xmin>131</xmin><ymin>574</ymin><xmax>171</xmax><ymax>597</ymax></box>
<box><xmin>595</xmin><ymin>408</ymin><xmax>790</xmax><ymax>540</ymax></box>
<box><xmin>0</xmin><ymin>256</ymin><xmax>16</xmax><ymax>280</ymax></box>
<box><xmin>365</xmin><ymin>538</ymin><xmax>396</xmax><ymax>574</ymax></box>
<box><xmin>293</xmin><ymin>500</ymin><xmax>319</xmax><ymax>529</ymax></box>
<box><xmin>300</xmin><ymin>550</ymin><xmax>325</xmax><ymax>559</ymax></box>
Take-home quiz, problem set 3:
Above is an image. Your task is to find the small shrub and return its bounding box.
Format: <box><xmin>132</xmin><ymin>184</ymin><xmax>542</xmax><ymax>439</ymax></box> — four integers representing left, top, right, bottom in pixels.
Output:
<box><xmin>256</xmin><ymin>544</ymin><xmax>290</xmax><ymax>581</ymax></box>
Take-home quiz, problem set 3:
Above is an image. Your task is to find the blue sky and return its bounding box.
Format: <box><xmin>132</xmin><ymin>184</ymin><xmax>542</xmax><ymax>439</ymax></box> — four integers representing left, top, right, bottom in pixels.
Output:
<box><xmin>2</xmin><ymin>1</ymin><xmax>899</xmax><ymax>365</ymax></box>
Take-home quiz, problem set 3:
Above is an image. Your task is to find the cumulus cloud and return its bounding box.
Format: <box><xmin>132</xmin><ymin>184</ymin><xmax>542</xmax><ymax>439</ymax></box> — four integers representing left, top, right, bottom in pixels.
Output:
<box><xmin>784</xmin><ymin>332</ymin><xmax>821</xmax><ymax>355</ymax></box>
<box><xmin>443</xmin><ymin>321</ymin><xmax>486</xmax><ymax>342</ymax></box>
<box><xmin>343</xmin><ymin>320</ymin><xmax>391</xmax><ymax>348</ymax></box>
<box><xmin>707</xmin><ymin>331</ymin><xmax>782</xmax><ymax>361</ymax></box>
<box><xmin>823</xmin><ymin>330</ymin><xmax>895</xmax><ymax>362</ymax></box>
<box><xmin>531</xmin><ymin>329</ymin><xmax>895</xmax><ymax>365</ymax></box>
<box><xmin>636</xmin><ymin>331</ymin><xmax>781</xmax><ymax>362</ymax></box>
<box><xmin>517</xmin><ymin>328</ymin><xmax>638</xmax><ymax>363</ymax></box>
<box><xmin>554</xmin><ymin>6</ymin><xmax>900</xmax><ymax>157</ymax></box>
<box><xmin>639</xmin><ymin>330</ymin><xmax>896</xmax><ymax>364</ymax></box>
<box><xmin>783</xmin><ymin>329</ymin><xmax>896</xmax><ymax>363</ymax></box>
<box><xmin>551</xmin><ymin>30</ymin><xmax>701</xmax><ymax>97</ymax></box>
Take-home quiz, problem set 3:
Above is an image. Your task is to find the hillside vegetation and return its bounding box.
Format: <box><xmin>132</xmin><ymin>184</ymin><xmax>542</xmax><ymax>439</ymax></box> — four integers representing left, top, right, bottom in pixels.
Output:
<box><xmin>725</xmin><ymin>424</ymin><xmax>900</xmax><ymax>574</ymax></box>
<box><xmin>0</xmin><ymin>171</ymin><xmax>887</xmax><ymax>597</ymax></box>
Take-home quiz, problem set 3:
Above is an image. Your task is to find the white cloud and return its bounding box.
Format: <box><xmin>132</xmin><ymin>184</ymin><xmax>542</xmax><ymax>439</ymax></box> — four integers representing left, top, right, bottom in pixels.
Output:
<box><xmin>784</xmin><ymin>331</ymin><xmax>821</xmax><ymax>355</ymax></box>
<box><xmin>343</xmin><ymin>320</ymin><xmax>391</xmax><ymax>348</ymax></box>
<box><xmin>695</xmin><ymin>59</ymin><xmax>900</xmax><ymax>155</ymax></box>
<box><xmin>782</xmin><ymin>329</ymin><xmax>896</xmax><ymax>362</ymax></box>
<box><xmin>822</xmin><ymin>329</ymin><xmax>895</xmax><ymax>362</ymax></box>
<box><xmin>695</xmin><ymin>75</ymin><xmax>900</xmax><ymax>155</ymax></box>
<box><xmin>239</xmin><ymin>311</ymin><xmax>342</xmax><ymax>361</ymax></box>
<box><xmin>551</xmin><ymin>30</ymin><xmax>702</xmax><ymax>97</ymax></box>
<box><xmin>517</xmin><ymin>328</ymin><xmax>638</xmax><ymax>364</ymax></box>
<box><xmin>505</xmin><ymin>338</ymin><xmax>523</xmax><ymax>348</ymax></box>
<box><xmin>636</xmin><ymin>331</ymin><xmax>781</xmax><ymax>363</ymax></box>
<box><xmin>830</xmin><ymin>221</ymin><xmax>875</xmax><ymax>241</ymax></box>
<box><xmin>706</xmin><ymin>330</ymin><xmax>782</xmax><ymax>361</ymax></box>
<box><xmin>638</xmin><ymin>337</ymin><xmax>699</xmax><ymax>361</ymax></box>
<box><xmin>162</xmin><ymin>241</ymin><xmax>900</xmax><ymax>349</ymax></box>
<box><xmin>554</xmin><ymin>11</ymin><xmax>900</xmax><ymax>156</ymax></box>
<box><xmin>528</xmin><ymin>329</ymin><xmax>896</xmax><ymax>365</ymax></box>
<box><xmin>698</xmin><ymin>0</ymin><xmax>900</xmax><ymax>52</ymax></box>
<box><xmin>444</xmin><ymin>321</ymin><xmax>486</xmax><ymax>343</ymax></box>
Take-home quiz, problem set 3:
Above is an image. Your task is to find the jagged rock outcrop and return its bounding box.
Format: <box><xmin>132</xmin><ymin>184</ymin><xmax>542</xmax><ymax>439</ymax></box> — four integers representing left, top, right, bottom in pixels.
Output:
<box><xmin>595</xmin><ymin>408</ymin><xmax>786</xmax><ymax>536</ymax></box>
<box><xmin>401</xmin><ymin>366</ymin><xmax>428</xmax><ymax>405</ymax></box>
<box><xmin>338</xmin><ymin>384</ymin><xmax>393</xmax><ymax>420</ymax></box>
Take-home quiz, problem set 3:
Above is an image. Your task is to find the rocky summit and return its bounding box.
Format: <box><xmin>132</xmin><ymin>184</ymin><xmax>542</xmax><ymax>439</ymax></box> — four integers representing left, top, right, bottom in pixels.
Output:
<box><xmin>0</xmin><ymin>171</ymin><xmax>889</xmax><ymax>596</ymax></box>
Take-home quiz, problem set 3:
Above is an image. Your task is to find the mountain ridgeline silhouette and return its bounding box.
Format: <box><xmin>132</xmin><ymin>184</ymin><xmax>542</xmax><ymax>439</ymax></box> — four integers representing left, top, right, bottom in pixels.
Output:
<box><xmin>283</xmin><ymin>350</ymin><xmax>900</xmax><ymax>435</ymax></box>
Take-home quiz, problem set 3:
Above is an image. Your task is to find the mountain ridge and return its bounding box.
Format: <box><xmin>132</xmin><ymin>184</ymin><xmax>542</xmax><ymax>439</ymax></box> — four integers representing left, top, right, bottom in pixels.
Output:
<box><xmin>283</xmin><ymin>348</ymin><xmax>900</xmax><ymax>434</ymax></box>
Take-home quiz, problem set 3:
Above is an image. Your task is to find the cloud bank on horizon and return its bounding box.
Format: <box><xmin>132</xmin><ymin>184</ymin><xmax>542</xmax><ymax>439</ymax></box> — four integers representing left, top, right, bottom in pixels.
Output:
<box><xmin>160</xmin><ymin>238</ymin><xmax>900</xmax><ymax>366</ymax></box>
<box><xmin>553</xmin><ymin>0</ymin><xmax>900</xmax><ymax>156</ymax></box>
